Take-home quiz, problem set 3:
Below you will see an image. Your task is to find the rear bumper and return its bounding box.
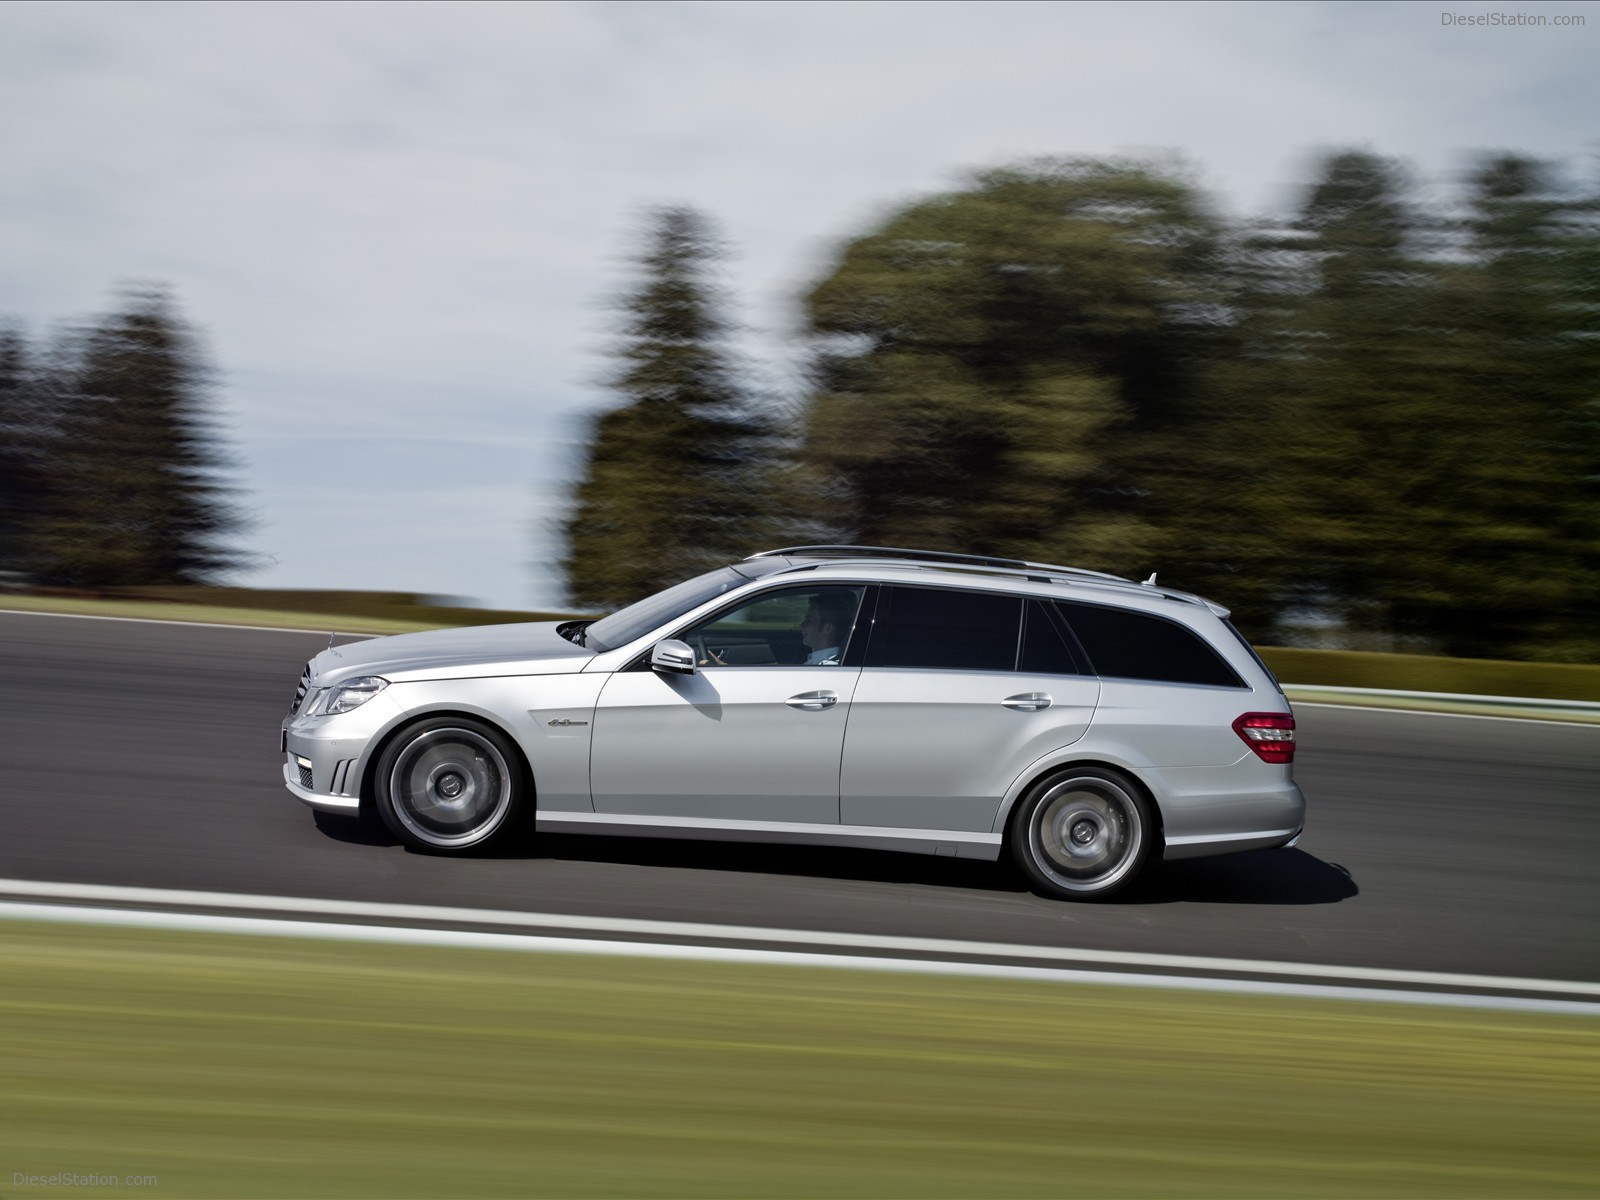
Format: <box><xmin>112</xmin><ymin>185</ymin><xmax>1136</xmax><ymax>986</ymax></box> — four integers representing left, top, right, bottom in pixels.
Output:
<box><xmin>1161</xmin><ymin>821</ymin><xmax>1304</xmax><ymax>860</ymax></box>
<box><xmin>1136</xmin><ymin>764</ymin><xmax>1307</xmax><ymax>861</ymax></box>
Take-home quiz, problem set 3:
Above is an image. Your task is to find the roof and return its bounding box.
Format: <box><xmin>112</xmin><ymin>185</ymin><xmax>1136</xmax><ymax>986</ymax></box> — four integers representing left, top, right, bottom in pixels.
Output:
<box><xmin>746</xmin><ymin>545</ymin><xmax>1228</xmax><ymax>617</ymax></box>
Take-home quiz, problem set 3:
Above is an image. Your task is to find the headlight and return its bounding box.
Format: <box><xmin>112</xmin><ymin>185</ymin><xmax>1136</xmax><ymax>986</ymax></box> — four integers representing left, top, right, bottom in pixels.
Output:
<box><xmin>313</xmin><ymin>676</ymin><xmax>389</xmax><ymax>715</ymax></box>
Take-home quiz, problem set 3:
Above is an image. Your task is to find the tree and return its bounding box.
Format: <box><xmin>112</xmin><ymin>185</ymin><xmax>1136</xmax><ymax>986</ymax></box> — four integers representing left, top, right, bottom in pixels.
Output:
<box><xmin>1254</xmin><ymin>150</ymin><xmax>1600</xmax><ymax>660</ymax></box>
<box><xmin>796</xmin><ymin>158</ymin><xmax>1234</xmax><ymax>583</ymax></box>
<box><xmin>0</xmin><ymin>325</ymin><xmax>44</xmax><ymax>577</ymax></box>
<box><xmin>28</xmin><ymin>286</ymin><xmax>245</xmax><ymax>587</ymax></box>
<box><xmin>1236</xmin><ymin>151</ymin><xmax>1456</xmax><ymax>646</ymax></box>
<box><xmin>1405</xmin><ymin>154</ymin><xmax>1600</xmax><ymax>660</ymax></box>
<box><xmin>563</xmin><ymin>207</ymin><xmax>776</xmax><ymax>609</ymax></box>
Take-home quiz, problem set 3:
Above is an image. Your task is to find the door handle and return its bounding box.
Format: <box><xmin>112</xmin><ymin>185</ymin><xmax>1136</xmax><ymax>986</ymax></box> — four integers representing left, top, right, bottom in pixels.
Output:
<box><xmin>1001</xmin><ymin>692</ymin><xmax>1053</xmax><ymax>711</ymax></box>
<box><xmin>786</xmin><ymin>690</ymin><xmax>839</xmax><ymax>711</ymax></box>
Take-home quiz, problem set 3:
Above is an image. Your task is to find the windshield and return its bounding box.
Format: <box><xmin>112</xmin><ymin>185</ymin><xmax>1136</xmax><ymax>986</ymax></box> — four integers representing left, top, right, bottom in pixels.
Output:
<box><xmin>584</xmin><ymin>567</ymin><xmax>751</xmax><ymax>652</ymax></box>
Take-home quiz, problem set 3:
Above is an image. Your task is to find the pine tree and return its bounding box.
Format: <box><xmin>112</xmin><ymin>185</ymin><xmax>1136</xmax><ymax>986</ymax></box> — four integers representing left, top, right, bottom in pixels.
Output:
<box><xmin>1246</xmin><ymin>151</ymin><xmax>1452</xmax><ymax>647</ymax></box>
<box><xmin>563</xmin><ymin>208</ymin><xmax>776</xmax><ymax>609</ymax></box>
<box><xmin>30</xmin><ymin>286</ymin><xmax>245</xmax><ymax>587</ymax></box>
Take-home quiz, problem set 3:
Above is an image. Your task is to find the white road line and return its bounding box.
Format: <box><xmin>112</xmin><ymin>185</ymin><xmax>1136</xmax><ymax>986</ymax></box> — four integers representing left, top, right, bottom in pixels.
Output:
<box><xmin>0</xmin><ymin>608</ymin><xmax>377</xmax><ymax>637</ymax></box>
<box><xmin>1</xmin><ymin>900</ymin><xmax>1594</xmax><ymax>1017</ymax></box>
<box><xmin>2</xmin><ymin>878</ymin><xmax>1595</xmax><ymax>1000</ymax></box>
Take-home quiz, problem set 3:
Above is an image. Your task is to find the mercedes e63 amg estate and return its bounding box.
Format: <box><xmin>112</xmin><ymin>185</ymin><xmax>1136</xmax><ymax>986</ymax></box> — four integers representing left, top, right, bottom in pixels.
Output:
<box><xmin>281</xmin><ymin>547</ymin><xmax>1305</xmax><ymax>899</ymax></box>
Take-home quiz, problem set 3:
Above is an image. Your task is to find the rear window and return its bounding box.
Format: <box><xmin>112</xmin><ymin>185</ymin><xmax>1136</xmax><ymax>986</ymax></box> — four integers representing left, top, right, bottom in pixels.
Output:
<box><xmin>1056</xmin><ymin>601</ymin><xmax>1244</xmax><ymax>688</ymax></box>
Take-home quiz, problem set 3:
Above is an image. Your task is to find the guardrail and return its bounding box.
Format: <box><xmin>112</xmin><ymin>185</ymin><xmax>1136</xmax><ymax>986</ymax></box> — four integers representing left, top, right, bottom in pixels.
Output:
<box><xmin>1283</xmin><ymin>684</ymin><xmax>1600</xmax><ymax>724</ymax></box>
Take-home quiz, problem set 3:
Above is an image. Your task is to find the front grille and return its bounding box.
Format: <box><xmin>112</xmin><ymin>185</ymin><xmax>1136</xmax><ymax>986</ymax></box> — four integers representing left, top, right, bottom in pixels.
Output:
<box><xmin>297</xmin><ymin>760</ymin><xmax>314</xmax><ymax>790</ymax></box>
<box><xmin>290</xmin><ymin>662</ymin><xmax>312</xmax><ymax>714</ymax></box>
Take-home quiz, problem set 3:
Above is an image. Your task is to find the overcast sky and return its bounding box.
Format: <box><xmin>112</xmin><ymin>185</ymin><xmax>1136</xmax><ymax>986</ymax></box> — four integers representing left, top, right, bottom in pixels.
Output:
<box><xmin>2</xmin><ymin>0</ymin><xmax>1594</xmax><ymax>610</ymax></box>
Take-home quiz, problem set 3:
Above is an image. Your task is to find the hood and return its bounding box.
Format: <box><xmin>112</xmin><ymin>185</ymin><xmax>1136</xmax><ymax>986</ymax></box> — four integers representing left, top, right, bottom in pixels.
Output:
<box><xmin>310</xmin><ymin>621</ymin><xmax>594</xmax><ymax>685</ymax></box>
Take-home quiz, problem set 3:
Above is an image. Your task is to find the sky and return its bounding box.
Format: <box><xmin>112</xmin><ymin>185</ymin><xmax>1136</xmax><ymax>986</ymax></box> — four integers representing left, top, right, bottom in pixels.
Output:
<box><xmin>2</xmin><ymin>0</ymin><xmax>1595</xmax><ymax>611</ymax></box>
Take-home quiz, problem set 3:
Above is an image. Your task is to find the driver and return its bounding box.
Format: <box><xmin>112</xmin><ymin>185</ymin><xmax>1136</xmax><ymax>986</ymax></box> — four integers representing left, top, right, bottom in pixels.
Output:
<box><xmin>799</xmin><ymin>591</ymin><xmax>854</xmax><ymax>665</ymax></box>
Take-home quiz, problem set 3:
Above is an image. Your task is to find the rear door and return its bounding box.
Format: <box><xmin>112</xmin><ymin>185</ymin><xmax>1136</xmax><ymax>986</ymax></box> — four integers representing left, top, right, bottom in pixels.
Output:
<box><xmin>839</xmin><ymin>588</ymin><xmax>1099</xmax><ymax>833</ymax></box>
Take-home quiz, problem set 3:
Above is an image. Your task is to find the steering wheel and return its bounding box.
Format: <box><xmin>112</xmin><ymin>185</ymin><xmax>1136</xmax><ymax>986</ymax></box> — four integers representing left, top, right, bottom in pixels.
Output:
<box><xmin>692</xmin><ymin>635</ymin><xmax>725</xmax><ymax>667</ymax></box>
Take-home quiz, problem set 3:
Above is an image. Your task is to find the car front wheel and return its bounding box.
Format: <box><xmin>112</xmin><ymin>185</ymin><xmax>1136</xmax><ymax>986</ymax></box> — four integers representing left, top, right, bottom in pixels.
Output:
<box><xmin>1010</xmin><ymin>767</ymin><xmax>1153</xmax><ymax>899</ymax></box>
<box><xmin>374</xmin><ymin>717</ymin><xmax>527</xmax><ymax>852</ymax></box>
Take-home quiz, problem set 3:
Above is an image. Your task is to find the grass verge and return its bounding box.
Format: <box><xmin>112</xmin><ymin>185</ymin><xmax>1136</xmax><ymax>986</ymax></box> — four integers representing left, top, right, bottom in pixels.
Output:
<box><xmin>1259</xmin><ymin>646</ymin><xmax>1600</xmax><ymax>703</ymax></box>
<box><xmin>0</xmin><ymin>594</ymin><xmax>448</xmax><ymax>635</ymax></box>
<box><xmin>1</xmin><ymin>919</ymin><xmax>1596</xmax><ymax>1198</ymax></box>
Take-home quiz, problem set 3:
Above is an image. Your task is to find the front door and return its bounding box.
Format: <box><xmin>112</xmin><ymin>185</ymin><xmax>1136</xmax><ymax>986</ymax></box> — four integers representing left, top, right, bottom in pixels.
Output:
<box><xmin>589</xmin><ymin>584</ymin><xmax>868</xmax><ymax>824</ymax></box>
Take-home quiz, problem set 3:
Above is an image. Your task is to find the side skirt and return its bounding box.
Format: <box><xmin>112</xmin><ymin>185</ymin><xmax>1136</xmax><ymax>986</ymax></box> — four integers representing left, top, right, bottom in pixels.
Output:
<box><xmin>535</xmin><ymin>811</ymin><xmax>1002</xmax><ymax>861</ymax></box>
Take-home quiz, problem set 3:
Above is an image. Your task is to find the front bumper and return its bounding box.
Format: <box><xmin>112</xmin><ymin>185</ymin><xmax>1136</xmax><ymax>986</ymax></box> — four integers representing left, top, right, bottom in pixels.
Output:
<box><xmin>280</xmin><ymin>692</ymin><xmax>399</xmax><ymax>814</ymax></box>
<box><xmin>282</xmin><ymin>756</ymin><xmax>360</xmax><ymax>813</ymax></box>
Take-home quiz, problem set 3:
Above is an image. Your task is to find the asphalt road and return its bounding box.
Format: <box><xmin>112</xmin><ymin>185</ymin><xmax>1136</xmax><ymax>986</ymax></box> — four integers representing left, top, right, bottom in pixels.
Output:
<box><xmin>2</xmin><ymin>610</ymin><xmax>1596</xmax><ymax>983</ymax></box>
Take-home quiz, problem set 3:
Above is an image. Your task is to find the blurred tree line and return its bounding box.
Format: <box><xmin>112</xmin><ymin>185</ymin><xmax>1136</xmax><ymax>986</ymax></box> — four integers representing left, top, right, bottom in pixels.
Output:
<box><xmin>0</xmin><ymin>286</ymin><xmax>244</xmax><ymax>588</ymax></box>
<box><xmin>562</xmin><ymin>208</ymin><xmax>778</xmax><ymax>608</ymax></box>
<box><xmin>570</xmin><ymin>150</ymin><xmax>1599</xmax><ymax>662</ymax></box>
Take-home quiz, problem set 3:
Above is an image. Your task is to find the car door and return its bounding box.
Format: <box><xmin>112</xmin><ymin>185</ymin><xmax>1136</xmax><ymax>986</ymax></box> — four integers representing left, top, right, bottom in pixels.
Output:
<box><xmin>589</xmin><ymin>584</ymin><xmax>868</xmax><ymax>824</ymax></box>
<box><xmin>839</xmin><ymin>589</ymin><xmax>1099</xmax><ymax>833</ymax></box>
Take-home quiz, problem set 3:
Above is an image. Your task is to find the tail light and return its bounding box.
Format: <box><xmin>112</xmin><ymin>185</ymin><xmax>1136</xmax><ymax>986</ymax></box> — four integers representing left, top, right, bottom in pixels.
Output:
<box><xmin>1233</xmin><ymin>712</ymin><xmax>1296</xmax><ymax>763</ymax></box>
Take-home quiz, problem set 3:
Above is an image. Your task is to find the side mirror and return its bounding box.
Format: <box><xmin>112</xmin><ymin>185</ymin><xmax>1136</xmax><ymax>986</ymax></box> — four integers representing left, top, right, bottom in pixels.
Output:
<box><xmin>650</xmin><ymin>639</ymin><xmax>696</xmax><ymax>675</ymax></box>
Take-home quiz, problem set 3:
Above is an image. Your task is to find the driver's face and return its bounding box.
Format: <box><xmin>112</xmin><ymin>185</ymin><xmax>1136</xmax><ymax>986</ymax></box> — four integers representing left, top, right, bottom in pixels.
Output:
<box><xmin>799</xmin><ymin>606</ymin><xmax>833</xmax><ymax>651</ymax></box>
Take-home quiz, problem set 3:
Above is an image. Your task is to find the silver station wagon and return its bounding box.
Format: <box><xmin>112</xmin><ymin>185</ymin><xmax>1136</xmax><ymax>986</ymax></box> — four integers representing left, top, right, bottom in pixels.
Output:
<box><xmin>281</xmin><ymin>547</ymin><xmax>1305</xmax><ymax>898</ymax></box>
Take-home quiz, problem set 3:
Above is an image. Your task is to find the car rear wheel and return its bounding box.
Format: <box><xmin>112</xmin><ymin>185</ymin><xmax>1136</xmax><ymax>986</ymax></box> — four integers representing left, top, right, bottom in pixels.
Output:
<box><xmin>374</xmin><ymin>717</ymin><xmax>527</xmax><ymax>852</ymax></box>
<box><xmin>1011</xmin><ymin>767</ymin><xmax>1152</xmax><ymax>899</ymax></box>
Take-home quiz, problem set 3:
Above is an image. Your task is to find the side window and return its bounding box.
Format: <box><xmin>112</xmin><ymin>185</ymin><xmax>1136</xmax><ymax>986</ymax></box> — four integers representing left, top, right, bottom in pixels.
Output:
<box><xmin>677</xmin><ymin>585</ymin><xmax>866</xmax><ymax>667</ymax></box>
<box><xmin>1056</xmin><ymin>601</ymin><xmax>1244</xmax><ymax>687</ymax></box>
<box><xmin>1019</xmin><ymin>600</ymin><xmax>1085</xmax><ymax>675</ymax></box>
<box><xmin>866</xmin><ymin>587</ymin><xmax>1021</xmax><ymax>671</ymax></box>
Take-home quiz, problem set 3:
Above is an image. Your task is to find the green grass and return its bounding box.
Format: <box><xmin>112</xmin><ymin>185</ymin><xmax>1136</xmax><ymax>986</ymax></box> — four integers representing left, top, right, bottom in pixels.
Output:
<box><xmin>1260</xmin><ymin>646</ymin><xmax>1600</xmax><ymax>703</ymax></box>
<box><xmin>0</xmin><ymin>920</ymin><xmax>1595</xmax><ymax>1198</ymax></box>
<box><xmin>0</xmin><ymin>593</ymin><xmax>457</xmax><ymax>635</ymax></box>
<box><xmin>0</xmin><ymin>588</ymin><xmax>578</xmax><ymax>635</ymax></box>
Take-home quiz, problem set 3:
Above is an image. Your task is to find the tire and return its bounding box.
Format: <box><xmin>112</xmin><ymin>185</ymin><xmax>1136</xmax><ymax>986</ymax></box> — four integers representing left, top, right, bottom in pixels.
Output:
<box><xmin>1010</xmin><ymin>766</ymin><xmax>1153</xmax><ymax>899</ymax></box>
<box><xmin>374</xmin><ymin>717</ymin><xmax>528</xmax><ymax>853</ymax></box>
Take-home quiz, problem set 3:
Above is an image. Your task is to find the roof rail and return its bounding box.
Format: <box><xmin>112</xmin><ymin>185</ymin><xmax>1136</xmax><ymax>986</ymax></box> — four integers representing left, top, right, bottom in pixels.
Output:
<box><xmin>747</xmin><ymin>545</ymin><xmax>1132</xmax><ymax>584</ymax></box>
<box><xmin>747</xmin><ymin>545</ymin><xmax>1217</xmax><ymax>609</ymax></box>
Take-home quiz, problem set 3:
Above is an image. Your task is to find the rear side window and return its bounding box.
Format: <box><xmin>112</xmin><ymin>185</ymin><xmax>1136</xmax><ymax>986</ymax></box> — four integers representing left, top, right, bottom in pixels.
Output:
<box><xmin>1056</xmin><ymin>601</ymin><xmax>1244</xmax><ymax>687</ymax></box>
<box><xmin>1020</xmin><ymin>600</ymin><xmax>1085</xmax><ymax>675</ymax></box>
<box><xmin>1225</xmin><ymin>619</ymin><xmax>1282</xmax><ymax>693</ymax></box>
<box><xmin>867</xmin><ymin>587</ymin><xmax>1021</xmax><ymax>671</ymax></box>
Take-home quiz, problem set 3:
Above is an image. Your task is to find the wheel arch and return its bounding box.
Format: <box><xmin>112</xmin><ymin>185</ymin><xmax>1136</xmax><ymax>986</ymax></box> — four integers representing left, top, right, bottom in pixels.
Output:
<box><xmin>358</xmin><ymin>706</ymin><xmax>537</xmax><ymax>815</ymax></box>
<box><xmin>997</xmin><ymin>757</ymin><xmax>1165</xmax><ymax>854</ymax></box>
